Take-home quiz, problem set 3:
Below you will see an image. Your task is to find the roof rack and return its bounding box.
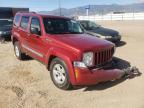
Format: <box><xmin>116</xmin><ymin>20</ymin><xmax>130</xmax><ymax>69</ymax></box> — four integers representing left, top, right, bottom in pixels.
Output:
<box><xmin>17</xmin><ymin>11</ymin><xmax>36</xmax><ymax>14</ymax></box>
<box><xmin>29</xmin><ymin>11</ymin><xmax>36</xmax><ymax>14</ymax></box>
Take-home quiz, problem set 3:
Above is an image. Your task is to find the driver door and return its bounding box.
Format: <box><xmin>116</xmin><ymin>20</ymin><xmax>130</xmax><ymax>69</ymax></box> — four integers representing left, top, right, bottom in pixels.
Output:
<box><xmin>27</xmin><ymin>16</ymin><xmax>46</xmax><ymax>62</ymax></box>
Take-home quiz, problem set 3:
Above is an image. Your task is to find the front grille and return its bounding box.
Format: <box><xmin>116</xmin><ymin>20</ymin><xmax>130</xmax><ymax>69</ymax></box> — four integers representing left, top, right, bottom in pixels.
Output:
<box><xmin>94</xmin><ymin>47</ymin><xmax>114</xmax><ymax>65</ymax></box>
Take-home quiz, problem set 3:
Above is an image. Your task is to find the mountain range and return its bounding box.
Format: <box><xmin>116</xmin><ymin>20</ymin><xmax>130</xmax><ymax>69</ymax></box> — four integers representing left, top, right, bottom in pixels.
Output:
<box><xmin>39</xmin><ymin>3</ymin><xmax>144</xmax><ymax>16</ymax></box>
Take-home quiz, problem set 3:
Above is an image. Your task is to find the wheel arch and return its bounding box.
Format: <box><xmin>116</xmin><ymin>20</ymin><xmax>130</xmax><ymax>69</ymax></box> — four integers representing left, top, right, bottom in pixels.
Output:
<box><xmin>12</xmin><ymin>36</ymin><xmax>19</xmax><ymax>45</ymax></box>
<box><xmin>45</xmin><ymin>48</ymin><xmax>77</xmax><ymax>85</ymax></box>
<box><xmin>47</xmin><ymin>55</ymin><xmax>57</xmax><ymax>71</ymax></box>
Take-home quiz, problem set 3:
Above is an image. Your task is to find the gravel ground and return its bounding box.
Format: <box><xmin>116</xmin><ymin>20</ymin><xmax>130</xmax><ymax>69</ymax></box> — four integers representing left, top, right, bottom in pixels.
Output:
<box><xmin>0</xmin><ymin>21</ymin><xmax>143</xmax><ymax>108</ymax></box>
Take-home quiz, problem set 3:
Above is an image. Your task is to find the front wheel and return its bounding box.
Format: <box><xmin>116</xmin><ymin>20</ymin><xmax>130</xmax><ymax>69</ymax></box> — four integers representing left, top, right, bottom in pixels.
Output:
<box><xmin>50</xmin><ymin>58</ymin><xmax>72</xmax><ymax>90</ymax></box>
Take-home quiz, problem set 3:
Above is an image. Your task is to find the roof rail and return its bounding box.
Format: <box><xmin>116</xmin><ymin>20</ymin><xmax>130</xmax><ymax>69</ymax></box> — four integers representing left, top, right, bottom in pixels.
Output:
<box><xmin>17</xmin><ymin>11</ymin><xmax>36</xmax><ymax>14</ymax></box>
<box><xmin>29</xmin><ymin>11</ymin><xmax>36</xmax><ymax>14</ymax></box>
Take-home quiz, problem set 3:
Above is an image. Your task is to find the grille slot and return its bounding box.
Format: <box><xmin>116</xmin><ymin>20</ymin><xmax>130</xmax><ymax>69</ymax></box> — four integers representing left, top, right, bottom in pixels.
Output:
<box><xmin>95</xmin><ymin>47</ymin><xmax>114</xmax><ymax>65</ymax></box>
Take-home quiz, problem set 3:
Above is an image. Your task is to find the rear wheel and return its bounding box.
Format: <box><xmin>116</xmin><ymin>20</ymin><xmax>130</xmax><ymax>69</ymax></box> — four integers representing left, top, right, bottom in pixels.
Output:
<box><xmin>50</xmin><ymin>58</ymin><xmax>72</xmax><ymax>90</ymax></box>
<box><xmin>14</xmin><ymin>41</ymin><xmax>25</xmax><ymax>60</ymax></box>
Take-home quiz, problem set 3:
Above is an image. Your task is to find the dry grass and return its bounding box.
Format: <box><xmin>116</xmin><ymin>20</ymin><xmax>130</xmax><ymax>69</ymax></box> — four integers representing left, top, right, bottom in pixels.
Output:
<box><xmin>0</xmin><ymin>21</ymin><xmax>144</xmax><ymax>108</ymax></box>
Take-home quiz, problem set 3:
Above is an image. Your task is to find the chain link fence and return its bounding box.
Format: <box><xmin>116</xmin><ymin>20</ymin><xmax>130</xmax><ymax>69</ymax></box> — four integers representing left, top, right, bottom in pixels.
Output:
<box><xmin>78</xmin><ymin>12</ymin><xmax>144</xmax><ymax>21</ymax></box>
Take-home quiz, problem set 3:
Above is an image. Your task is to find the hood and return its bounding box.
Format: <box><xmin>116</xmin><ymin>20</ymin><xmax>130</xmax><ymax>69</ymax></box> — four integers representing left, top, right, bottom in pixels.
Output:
<box><xmin>89</xmin><ymin>27</ymin><xmax>119</xmax><ymax>37</ymax></box>
<box><xmin>49</xmin><ymin>33</ymin><xmax>114</xmax><ymax>52</ymax></box>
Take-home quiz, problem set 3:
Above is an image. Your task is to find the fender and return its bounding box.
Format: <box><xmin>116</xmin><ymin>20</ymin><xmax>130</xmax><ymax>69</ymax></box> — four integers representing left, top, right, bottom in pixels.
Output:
<box><xmin>45</xmin><ymin>47</ymin><xmax>78</xmax><ymax>85</ymax></box>
<box><xmin>12</xmin><ymin>31</ymin><xmax>27</xmax><ymax>53</ymax></box>
<box><xmin>12</xmin><ymin>31</ymin><xmax>21</xmax><ymax>45</ymax></box>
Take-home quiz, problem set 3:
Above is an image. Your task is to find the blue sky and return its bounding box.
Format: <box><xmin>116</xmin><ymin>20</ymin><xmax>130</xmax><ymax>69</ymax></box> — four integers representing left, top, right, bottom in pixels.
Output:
<box><xmin>0</xmin><ymin>0</ymin><xmax>142</xmax><ymax>11</ymax></box>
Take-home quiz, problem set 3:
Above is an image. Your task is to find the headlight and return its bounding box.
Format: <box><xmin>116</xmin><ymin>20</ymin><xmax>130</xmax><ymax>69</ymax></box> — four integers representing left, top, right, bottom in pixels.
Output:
<box><xmin>0</xmin><ymin>31</ymin><xmax>2</xmax><ymax>35</ymax></box>
<box><xmin>73</xmin><ymin>52</ymin><xmax>94</xmax><ymax>68</ymax></box>
<box><xmin>98</xmin><ymin>35</ymin><xmax>112</xmax><ymax>39</ymax></box>
<box><xmin>105</xmin><ymin>36</ymin><xmax>112</xmax><ymax>39</ymax></box>
<box><xmin>96</xmin><ymin>34</ymin><xmax>106</xmax><ymax>39</ymax></box>
<box><xmin>0</xmin><ymin>31</ymin><xmax>7</xmax><ymax>35</ymax></box>
<box><xmin>100</xmin><ymin>35</ymin><xmax>106</xmax><ymax>39</ymax></box>
<box><xmin>83</xmin><ymin>52</ymin><xmax>94</xmax><ymax>66</ymax></box>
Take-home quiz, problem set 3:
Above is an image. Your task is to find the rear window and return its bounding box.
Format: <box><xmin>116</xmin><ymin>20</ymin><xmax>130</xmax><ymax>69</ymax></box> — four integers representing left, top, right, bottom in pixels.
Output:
<box><xmin>20</xmin><ymin>16</ymin><xmax>30</xmax><ymax>30</ymax></box>
<box><xmin>14</xmin><ymin>15</ymin><xmax>21</xmax><ymax>26</ymax></box>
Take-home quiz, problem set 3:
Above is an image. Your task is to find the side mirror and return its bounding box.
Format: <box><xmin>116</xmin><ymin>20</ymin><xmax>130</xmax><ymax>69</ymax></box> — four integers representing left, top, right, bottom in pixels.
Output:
<box><xmin>31</xmin><ymin>27</ymin><xmax>40</xmax><ymax>35</ymax></box>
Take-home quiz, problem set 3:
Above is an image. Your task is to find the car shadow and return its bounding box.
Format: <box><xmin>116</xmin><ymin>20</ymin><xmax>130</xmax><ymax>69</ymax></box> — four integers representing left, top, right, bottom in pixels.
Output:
<box><xmin>112</xmin><ymin>57</ymin><xmax>131</xmax><ymax>69</ymax></box>
<box><xmin>74</xmin><ymin>57</ymin><xmax>142</xmax><ymax>91</ymax></box>
<box><xmin>83</xmin><ymin>77</ymin><xmax>127</xmax><ymax>91</ymax></box>
<box><xmin>23</xmin><ymin>55</ymin><xmax>34</xmax><ymax>61</ymax></box>
<box><xmin>115</xmin><ymin>41</ymin><xmax>127</xmax><ymax>47</ymax></box>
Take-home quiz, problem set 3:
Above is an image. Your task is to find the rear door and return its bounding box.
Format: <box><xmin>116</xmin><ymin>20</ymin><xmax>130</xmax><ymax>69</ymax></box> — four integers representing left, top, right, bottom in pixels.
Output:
<box><xmin>12</xmin><ymin>14</ymin><xmax>21</xmax><ymax>40</ymax></box>
<box><xmin>19</xmin><ymin>16</ymin><xmax>30</xmax><ymax>52</ymax></box>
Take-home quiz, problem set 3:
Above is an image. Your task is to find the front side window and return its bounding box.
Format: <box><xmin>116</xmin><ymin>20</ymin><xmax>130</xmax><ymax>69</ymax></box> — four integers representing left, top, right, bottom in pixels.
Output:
<box><xmin>30</xmin><ymin>17</ymin><xmax>41</xmax><ymax>35</ymax></box>
<box><xmin>20</xmin><ymin>16</ymin><xmax>29</xmax><ymax>30</ymax></box>
<box><xmin>43</xmin><ymin>18</ymin><xmax>84</xmax><ymax>34</ymax></box>
<box><xmin>79</xmin><ymin>21</ymin><xmax>88</xmax><ymax>29</ymax></box>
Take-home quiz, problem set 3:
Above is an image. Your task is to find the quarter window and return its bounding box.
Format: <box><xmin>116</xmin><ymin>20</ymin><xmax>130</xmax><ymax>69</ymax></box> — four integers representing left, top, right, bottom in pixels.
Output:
<box><xmin>20</xmin><ymin>16</ymin><xmax>30</xmax><ymax>29</ymax></box>
<box><xmin>14</xmin><ymin>15</ymin><xmax>20</xmax><ymax>27</ymax></box>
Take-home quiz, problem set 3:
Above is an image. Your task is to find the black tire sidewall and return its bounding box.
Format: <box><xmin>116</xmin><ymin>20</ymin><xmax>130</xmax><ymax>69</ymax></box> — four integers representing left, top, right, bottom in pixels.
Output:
<box><xmin>14</xmin><ymin>41</ymin><xmax>23</xmax><ymax>60</ymax></box>
<box><xmin>50</xmin><ymin>58</ymin><xmax>71</xmax><ymax>90</ymax></box>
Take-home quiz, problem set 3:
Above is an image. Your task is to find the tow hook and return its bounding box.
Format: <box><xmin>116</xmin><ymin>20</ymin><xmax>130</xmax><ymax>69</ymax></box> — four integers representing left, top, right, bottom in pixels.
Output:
<box><xmin>123</xmin><ymin>66</ymin><xmax>142</xmax><ymax>78</ymax></box>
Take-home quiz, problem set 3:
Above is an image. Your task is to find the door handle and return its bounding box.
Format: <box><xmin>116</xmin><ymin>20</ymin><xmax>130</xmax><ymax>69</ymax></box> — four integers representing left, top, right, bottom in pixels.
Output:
<box><xmin>45</xmin><ymin>38</ymin><xmax>52</xmax><ymax>43</ymax></box>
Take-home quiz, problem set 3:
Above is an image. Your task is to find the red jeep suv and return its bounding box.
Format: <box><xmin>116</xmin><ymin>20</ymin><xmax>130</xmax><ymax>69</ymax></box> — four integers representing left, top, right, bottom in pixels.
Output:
<box><xmin>11</xmin><ymin>12</ymin><xmax>124</xmax><ymax>90</ymax></box>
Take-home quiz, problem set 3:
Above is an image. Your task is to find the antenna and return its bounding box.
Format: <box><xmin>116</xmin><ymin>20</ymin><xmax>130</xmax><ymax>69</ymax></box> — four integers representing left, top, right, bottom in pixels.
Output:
<box><xmin>58</xmin><ymin>0</ymin><xmax>62</xmax><ymax>16</ymax></box>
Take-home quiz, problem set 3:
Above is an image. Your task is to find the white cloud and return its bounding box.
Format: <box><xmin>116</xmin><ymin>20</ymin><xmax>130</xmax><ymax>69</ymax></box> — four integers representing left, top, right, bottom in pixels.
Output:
<box><xmin>138</xmin><ymin>0</ymin><xmax>144</xmax><ymax>2</ymax></box>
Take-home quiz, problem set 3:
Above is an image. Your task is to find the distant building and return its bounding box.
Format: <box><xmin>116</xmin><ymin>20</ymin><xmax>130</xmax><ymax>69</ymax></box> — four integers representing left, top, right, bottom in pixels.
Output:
<box><xmin>0</xmin><ymin>7</ymin><xmax>29</xmax><ymax>19</ymax></box>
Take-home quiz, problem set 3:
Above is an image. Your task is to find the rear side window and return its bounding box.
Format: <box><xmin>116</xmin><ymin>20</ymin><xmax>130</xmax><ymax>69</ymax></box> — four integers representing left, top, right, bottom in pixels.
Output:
<box><xmin>14</xmin><ymin>15</ymin><xmax>20</xmax><ymax>27</ymax></box>
<box><xmin>20</xmin><ymin>16</ymin><xmax>30</xmax><ymax>30</ymax></box>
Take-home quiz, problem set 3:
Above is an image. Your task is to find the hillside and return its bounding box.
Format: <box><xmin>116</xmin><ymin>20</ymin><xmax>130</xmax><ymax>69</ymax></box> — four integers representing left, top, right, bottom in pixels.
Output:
<box><xmin>39</xmin><ymin>3</ymin><xmax>144</xmax><ymax>16</ymax></box>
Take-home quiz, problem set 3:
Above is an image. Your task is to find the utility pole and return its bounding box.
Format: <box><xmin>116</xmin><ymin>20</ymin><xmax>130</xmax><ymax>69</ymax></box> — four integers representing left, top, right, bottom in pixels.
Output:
<box><xmin>85</xmin><ymin>5</ymin><xmax>90</xmax><ymax>16</ymax></box>
<box><xmin>58</xmin><ymin>0</ymin><xmax>61</xmax><ymax>16</ymax></box>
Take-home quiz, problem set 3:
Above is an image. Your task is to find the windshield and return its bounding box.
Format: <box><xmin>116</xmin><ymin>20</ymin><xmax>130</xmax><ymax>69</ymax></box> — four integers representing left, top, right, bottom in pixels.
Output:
<box><xmin>88</xmin><ymin>21</ymin><xmax>100</xmax><ymax>28</ymax></box>
<box><xmin>80</xmin><ymin>21</ymin><xmax>100</xmax><ymax>30</ymax></box>
<box><xmin>0</xmin><ymin>19</ymin><xmax>13</xmax><ymax>27</ymax></box>
<box><xmin>43</xmin><ymin>18</ymin><xmax>84</xmax><ymax>34</ymax></box>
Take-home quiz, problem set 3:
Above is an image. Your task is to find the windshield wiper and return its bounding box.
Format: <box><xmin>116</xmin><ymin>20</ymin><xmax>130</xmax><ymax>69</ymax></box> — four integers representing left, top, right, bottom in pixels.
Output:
<box><xmin>68</xmin><ymin>31</ymin><xmax>83</xmax><ymax>34</ymax></box>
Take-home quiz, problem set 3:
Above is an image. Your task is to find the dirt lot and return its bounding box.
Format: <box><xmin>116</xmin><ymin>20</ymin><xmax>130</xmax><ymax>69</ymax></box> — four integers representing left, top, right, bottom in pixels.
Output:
<box><xmin>0</xmin><ymin>21</ymin><xmax>144</xmax><ymax>108</ymax></box>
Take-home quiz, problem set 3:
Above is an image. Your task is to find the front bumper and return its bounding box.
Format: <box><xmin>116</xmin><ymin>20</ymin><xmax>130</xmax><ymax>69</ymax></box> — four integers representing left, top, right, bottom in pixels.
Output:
<box><xmin>0</xmin><ymin>31</ymin><xmax>11</xmax><ymax>39</ymax></box>
<box><xmin>106</xmin><ymin>36</ymin><xmax>121</xmax><ymax>43</ymax></box>
<box><xmin>74</xmin><ymin>67</ymin><xmax>125</xmax><ymax>85</ymax></box>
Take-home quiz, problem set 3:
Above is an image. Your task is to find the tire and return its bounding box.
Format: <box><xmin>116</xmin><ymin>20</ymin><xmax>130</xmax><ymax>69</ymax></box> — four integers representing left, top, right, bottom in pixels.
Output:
<box><xmin>14</xmin><ymin>41</ymin><xmax>25</xmax><ymax>60</ymax></box>
<box><xmin>50</xmin><ymin>58</ymin><xmax>72</xmax><ymax>90</ymax></box>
